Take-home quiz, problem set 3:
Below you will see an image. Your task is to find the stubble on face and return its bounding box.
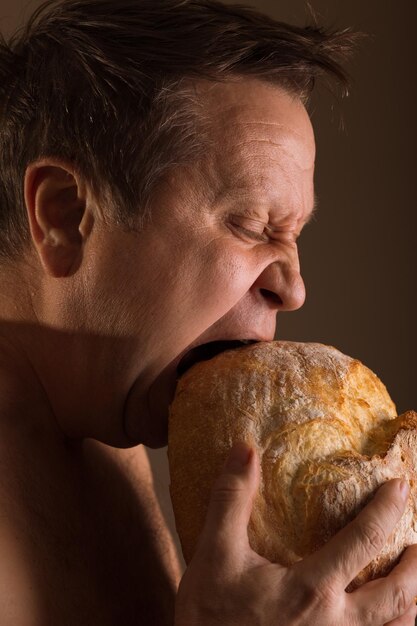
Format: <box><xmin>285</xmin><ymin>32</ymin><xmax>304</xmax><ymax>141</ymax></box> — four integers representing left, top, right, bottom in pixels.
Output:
<box><xmin>125</xmin><ymin>78</ymin><xmax>316</xmax><ymax>447</ymax></box>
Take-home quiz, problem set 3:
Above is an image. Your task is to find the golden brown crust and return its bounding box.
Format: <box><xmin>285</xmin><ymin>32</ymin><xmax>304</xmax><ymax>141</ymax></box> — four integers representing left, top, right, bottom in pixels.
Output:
<box><xmin>168</xmin><ymin>341</ymin><xmax>417</xmax><ymax>588</ymax></box>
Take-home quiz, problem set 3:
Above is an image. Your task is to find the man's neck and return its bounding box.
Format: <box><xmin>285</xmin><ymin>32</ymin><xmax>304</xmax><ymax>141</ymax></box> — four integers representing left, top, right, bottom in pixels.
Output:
<box><xmin>0</xmin><ymin>318</ymin><xmax>140</xmax><ymax>445</ymax></box>
<box><xmin>0</xmin><ymin>253</ymin><xmax>172</xmax><ymax>449</ymax></box>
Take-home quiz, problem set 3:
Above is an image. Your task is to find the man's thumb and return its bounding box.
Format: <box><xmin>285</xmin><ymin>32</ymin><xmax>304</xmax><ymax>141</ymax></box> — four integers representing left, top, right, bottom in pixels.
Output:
<box><xmin>198</xmin><ymin>440</ymin><xmax>259</xmax><ymax>560</ymax></box>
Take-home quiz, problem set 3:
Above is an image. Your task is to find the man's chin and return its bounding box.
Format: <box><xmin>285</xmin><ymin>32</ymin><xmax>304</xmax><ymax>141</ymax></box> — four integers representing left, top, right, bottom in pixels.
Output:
<box><xmin>145</xmin><ymin>363</ymin><xmax>180</xmax><ymax>448</ymax></box>
<box><xmin>140</xmin><ymin>397</ymin><xmax>169</xmax><ymax>449</ymax></box>
<box><xmin>124</xmin><ymin>359</ymin><xmax>179</xmax><ymax>448</ymax></box>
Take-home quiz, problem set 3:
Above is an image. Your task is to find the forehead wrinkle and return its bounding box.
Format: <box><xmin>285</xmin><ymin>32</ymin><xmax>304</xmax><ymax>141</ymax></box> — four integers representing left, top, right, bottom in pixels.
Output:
<box><xmin>225</xmin><ymin>121</ymin><xmax>310</xmax><ymax>144</ymax></box>
<box><xmin>221</xmin><ymin>125</ymin><xmax>315</xmax><ymax>176</ymax></box>
<box><xmin>202</xmin><ymin>78</ymin><xmax>314</xmax><ymax>144</ymax></box>
<box><xmin>246</xmin><ymin>141</ymin><xmax>313</xmax><ymax>173</ymax></box>
<box><xmin>220</xmin><ymin>148</ymin><xmax>312</xmax><ymax>202</ymax></box>
<box><xmin>200</xmin><ymin>80</ymin><xmax>315</xmax><ymax>217</ymax></box>
<box><xmin>239</xmin><ymin>120</ymin><xmax>315</xmax><ymax>147</ymax></box>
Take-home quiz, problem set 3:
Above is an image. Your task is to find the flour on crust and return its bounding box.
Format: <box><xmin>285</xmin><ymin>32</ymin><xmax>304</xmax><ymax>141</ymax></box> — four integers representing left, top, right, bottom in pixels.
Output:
<box><xmin>168</xmin><ymin>340</ymin><xmax>417</xmax><ymax>589</ymax></box>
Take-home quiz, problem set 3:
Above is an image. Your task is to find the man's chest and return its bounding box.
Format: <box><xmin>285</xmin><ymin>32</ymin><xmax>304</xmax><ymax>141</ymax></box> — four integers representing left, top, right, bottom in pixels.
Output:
<box><xmin>0</xmin><ymin>439</ymin><xmax>181</xmax><ymax>625</ymax></box>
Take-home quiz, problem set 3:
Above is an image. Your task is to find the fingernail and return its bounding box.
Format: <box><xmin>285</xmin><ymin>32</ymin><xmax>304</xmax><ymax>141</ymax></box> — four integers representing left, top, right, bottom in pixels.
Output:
<box><xmin>225</xmin><ymin>441</ymin><xmax>252</xmax><ymax>472</ymax></box>
<box><xmin>399</xmin><ymin>479</ymin><xmax>409</xmax><ymax>500</ymax></box>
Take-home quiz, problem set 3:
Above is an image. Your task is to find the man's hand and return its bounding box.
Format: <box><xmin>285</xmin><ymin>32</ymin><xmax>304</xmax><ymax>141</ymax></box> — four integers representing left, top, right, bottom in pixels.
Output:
<box><xmin>174</xmin><ymin>442</ymin><xmax>417</xmax><ymax>626</ymax></box>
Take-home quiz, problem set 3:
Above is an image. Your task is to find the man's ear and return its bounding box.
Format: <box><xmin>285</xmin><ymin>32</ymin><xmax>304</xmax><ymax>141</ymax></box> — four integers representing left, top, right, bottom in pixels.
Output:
<box><xmin>24</xmin><ymin>160</ymin><xmax>94</xmax><ymax>278</ymax></box>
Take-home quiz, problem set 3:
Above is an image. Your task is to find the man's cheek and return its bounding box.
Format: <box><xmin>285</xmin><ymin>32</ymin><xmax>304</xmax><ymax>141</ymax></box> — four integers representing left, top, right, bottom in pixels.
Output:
<box><xmin>202</xmin><ymin>261</ymin><xmax>255</xmax><ymax>315</ymax></box>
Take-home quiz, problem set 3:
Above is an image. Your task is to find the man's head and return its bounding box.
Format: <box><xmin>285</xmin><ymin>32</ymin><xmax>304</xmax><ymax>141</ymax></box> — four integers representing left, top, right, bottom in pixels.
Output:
<box><xmin>0</xmin><ymin>0</ymin><xmax>355</xmax><ymax>260</ymax></box>
<box><xmin>0</xmin><ymin>1</ymin><xmax>356</xmax><ymax>447</ymax></box>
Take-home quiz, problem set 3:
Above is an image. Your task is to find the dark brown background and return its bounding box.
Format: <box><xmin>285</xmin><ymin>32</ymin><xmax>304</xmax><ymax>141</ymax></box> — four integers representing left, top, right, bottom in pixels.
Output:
<box><xmin>255</xmin><ymin>0</ymin><xmax>417</xmax><ymax>417</ymax></box>
<box><xmin>2</xmin><ymin>0</ymin><xmax>416</xmax><ymax>570</ymax></box>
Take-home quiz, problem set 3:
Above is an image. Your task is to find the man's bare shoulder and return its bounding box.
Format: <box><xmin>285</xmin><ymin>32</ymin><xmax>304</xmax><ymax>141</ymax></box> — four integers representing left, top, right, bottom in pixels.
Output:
<box><xmin>0</xmin><ymin>417</ymin><xmax>180</xmax><ymax>625</ymax></box>
<box><xmin>0</xmin><ymin>409</ymin><xmax>112</xmax><ymax>624</ymax></box>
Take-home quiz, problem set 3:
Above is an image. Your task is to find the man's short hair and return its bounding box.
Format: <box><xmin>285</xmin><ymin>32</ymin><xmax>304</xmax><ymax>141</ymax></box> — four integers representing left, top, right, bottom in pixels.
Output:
<box><xmin>0</xmin><ymin>0</ymin><xmax>357</xmax><ymax>260</ymax></box>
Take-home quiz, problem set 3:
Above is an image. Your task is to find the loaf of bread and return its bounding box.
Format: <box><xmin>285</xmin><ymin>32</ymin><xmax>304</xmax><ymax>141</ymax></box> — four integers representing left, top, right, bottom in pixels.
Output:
<box><xmin>168</xmin><ymin>341</ymin><xmax>417</xmax><ymax>588</ymax></box>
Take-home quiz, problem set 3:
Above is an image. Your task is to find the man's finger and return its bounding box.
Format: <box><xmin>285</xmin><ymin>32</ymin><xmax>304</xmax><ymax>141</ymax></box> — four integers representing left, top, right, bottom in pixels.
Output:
<box><xmin>194</xmin><ymin>440</ymin><xmax>260</xmax><ymax>565</ymax></box>
<box><xmin>384</xmin><ymin>602</ymin><xmax>417</xmax><ymax>626</ymax></box>
<box><xmin>301</xmin><ymin>478</ymin><xmax>409</xmax><ymax>589</ymax></box>
<box><xmin>347</xmin><ymin>544</ymin><xmax>417</xmax><ymax>625</ymax></box>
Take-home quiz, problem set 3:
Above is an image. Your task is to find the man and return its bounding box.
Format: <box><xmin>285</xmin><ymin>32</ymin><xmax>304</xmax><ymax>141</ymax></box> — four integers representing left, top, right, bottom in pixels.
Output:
<box><xmin>0</xmin><ymin>1</ymin><xmax>416</xmax><ymax>624</ymax></box>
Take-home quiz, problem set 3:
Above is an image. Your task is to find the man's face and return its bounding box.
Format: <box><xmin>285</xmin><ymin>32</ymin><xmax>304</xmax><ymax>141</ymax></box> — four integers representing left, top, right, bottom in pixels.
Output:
<box><xmin>95</xmin><ymin>78</ymin><xmax>316</xmax><ymax>446</ymax></box>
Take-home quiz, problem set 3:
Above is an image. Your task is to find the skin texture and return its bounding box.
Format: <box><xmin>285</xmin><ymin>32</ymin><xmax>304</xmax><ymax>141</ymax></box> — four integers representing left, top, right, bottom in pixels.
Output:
<box><xmin>18</xmin><ymin>78</ymin><xmax>313</xmax><ymax>449</ymax></box>
<box><xmin>0</xmin><ymin>78</ymin><xmax>416</xmax><ymax>624</ymax></box>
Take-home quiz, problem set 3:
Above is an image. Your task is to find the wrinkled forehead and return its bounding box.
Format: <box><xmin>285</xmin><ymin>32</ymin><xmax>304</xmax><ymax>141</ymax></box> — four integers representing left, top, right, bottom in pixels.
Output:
<box><xmin>196</xmin><ymin>77</ymin><xmax>316</xmax><ymax>168</ymax></box>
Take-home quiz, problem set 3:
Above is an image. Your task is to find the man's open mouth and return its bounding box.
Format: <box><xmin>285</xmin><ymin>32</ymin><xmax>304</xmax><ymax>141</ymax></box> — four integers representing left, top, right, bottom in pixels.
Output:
<box><xmin>176</xmin><ymin>339</ymin><xmax>259</xmax><ymax>378</ymax></box>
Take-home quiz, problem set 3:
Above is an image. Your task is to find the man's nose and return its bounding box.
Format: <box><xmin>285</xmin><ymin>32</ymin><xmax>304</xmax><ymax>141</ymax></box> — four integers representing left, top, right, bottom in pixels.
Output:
<box><xmin>252</xmin><ymin>258</ymin><xmax>306</xmax><ymax>312</ymax></box>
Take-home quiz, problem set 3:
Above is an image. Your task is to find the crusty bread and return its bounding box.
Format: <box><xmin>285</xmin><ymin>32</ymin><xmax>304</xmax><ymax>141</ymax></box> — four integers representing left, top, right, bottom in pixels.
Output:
<box><xmin>168</xmin><ymin>341</ymin><xmax>417</xmax><ymax>588</ymax></box>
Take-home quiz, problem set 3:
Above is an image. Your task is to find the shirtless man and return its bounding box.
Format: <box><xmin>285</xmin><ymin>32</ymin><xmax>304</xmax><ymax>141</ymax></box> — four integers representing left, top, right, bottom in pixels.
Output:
<box><xmin>0</xmin><ymin>1</ymin><xmax>416</xmax><ymax>624</ymax></box>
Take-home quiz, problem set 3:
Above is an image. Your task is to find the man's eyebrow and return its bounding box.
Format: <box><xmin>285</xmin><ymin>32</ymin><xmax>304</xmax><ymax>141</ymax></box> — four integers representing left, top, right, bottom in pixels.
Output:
<box><xmin>303</xmin><ymin>194</ymin><xmax>319</xmax><ymax>226</ymax></box>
